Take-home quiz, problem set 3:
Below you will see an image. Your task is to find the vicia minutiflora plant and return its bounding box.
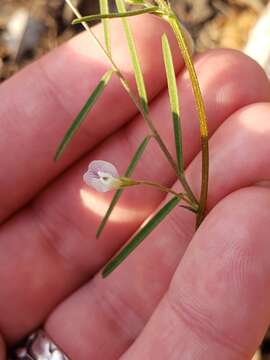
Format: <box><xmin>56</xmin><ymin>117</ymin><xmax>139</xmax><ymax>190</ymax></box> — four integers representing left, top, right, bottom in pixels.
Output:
<box><xmin>55</xmin><ymin>0</ymin><xmax>209</xmax><ymax>278</ymax></box>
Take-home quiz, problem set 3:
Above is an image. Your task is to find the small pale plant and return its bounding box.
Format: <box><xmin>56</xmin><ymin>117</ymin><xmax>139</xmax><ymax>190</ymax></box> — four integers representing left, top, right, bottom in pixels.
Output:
<box><xmin>55</xmin><ymin>0</ymin><xmax>209</xmax><ymax>277</ymax></box>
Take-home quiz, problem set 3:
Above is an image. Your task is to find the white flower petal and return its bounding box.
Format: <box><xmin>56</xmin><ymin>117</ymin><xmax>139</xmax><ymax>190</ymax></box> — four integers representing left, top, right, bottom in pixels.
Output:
<box><xmin>83</xmin><ymin>172</ymin><xmax>110</xmax><ymax>192</ymax></box>
<box><xmin>88</xmin><ymin>160</ymin><xmax>119</xmax><ymax>178</ymax></box>
<box><xmin>83</xmin><ymin>160</ymin><xmax>120</xmax><ymax>192</ymax></box>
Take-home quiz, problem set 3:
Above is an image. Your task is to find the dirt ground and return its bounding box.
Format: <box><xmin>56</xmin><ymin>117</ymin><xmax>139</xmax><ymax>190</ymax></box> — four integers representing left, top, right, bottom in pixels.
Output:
<box><xmin>0</xmin><ymin>0</ymin><xmax>268</xmax><ymax>81</ymax></box>
<box><xmin>0</xmin><ymin>1</ymin><xmax>270</xmax><ymax>359</ymax></box>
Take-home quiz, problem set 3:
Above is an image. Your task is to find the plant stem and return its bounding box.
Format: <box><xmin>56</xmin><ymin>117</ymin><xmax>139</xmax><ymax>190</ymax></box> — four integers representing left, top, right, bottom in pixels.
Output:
<box><xmin>121</xmin><ymin>178</ymin><xmax>198</xmax><ymax>210</ymax></box>
<box><xmin>167</xmin><ymin>14</ymin><xmax>209</xmax><ymax>228</ymax></box>
<box><xmin>65</xmin><ymin>0</ymin><xmax>198</xmax><ymax>208</ymax></box>
<box><xmin>73</xmin><ymin>6</ymin><xmax>161</xmax><ymax>24</ymax></box>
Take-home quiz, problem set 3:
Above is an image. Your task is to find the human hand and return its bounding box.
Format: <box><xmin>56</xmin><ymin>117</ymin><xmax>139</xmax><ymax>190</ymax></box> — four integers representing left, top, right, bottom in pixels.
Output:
<box><xmin>0</xmin><ymin>15</ymin><xmax>270</xmax><ymax>360</ymax></box>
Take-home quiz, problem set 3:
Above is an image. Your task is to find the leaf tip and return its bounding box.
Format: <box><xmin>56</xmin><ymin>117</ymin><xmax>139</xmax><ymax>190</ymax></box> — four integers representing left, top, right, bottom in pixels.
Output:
<box><xmin>101</xmin><ymin>268</ymin><xmax>110</xmax><ymax>278</ymax></box>
<box><xmin>102</xmin><ymin>259</ymin><xmax>117</xmax><ymax>278</ymax></box>
<box><xmin>96</xmin><ymin>228</ymin><xmax>102</xmax><ymax>239</ymax></box>
<box><xmin>161</xmin><ymin>33</ymin><xmax>167</xmax><ymax>41</ymax></box>
<box><xmin>54</xmin><ymin>151</ymin><xmax>61</xmax><ymax>162</ymax></box>
<box><xmin>54</xmin><ymin>145</ymin><xmax>64</xmax><ymax>162</ymax></box>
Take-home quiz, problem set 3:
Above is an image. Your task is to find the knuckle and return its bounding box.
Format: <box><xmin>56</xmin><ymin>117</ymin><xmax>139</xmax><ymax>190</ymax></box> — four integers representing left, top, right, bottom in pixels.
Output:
<box><xmin>92</xmin><ymin>279</ymin><xmax>145</xmax><ymax>341</ymax></box>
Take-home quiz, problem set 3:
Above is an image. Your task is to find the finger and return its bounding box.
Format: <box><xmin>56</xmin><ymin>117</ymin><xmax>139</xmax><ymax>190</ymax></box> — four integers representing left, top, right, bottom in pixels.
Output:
<box><xmin>45</xmin><ymin>102</ymin><xmax>270</xmax><ymax>360</ymax></box>
<box><xmin>121</xmin><ymin>187</ymin><xmax>270</xmax><ymax>360</ymax></box>
<box><xmin>2</xmin><ymin>51</ymin><xmax>270</xmax><ymax>344</ymax></box>
<box><xmin>0</xmin><ymin>15</ymin><xmax>181</xmax><ymax>222</ymax></box>
<box><xmin>188</xmin><ymin>102</ymin><xmax>270</xmax><ymax>209</ymax></box>
<box><xmin>1</xmin><ymin>51</ymin><xmax>268</xmax><ymax>345</ymax></box>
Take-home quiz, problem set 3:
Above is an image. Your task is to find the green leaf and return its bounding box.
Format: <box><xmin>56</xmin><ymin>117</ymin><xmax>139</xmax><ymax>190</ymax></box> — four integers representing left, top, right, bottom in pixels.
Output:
<box><xmin>102</xmin><ymin>196</ymin><xmax>180</xmax><ymax>277</ymax></box>
<box><xmin>72</xmin><ymin>6</ymin><xmax>160</xmax><ymax>24</ymax></box>
<box><xmin>96</xmin><ymin>135</ymin><xmax>151</xmax><ymax>238</ymax></box>
<box><xmin>168</xmin><ymin>16</ymin><xmax>209</xmax><ymax>227</ymax></box>
<box><xmin>162</xmin><ymin>34</ymin><xmax>184</xmax><ymax>174</ymax></box>
<box><xmin>115</xmin><ymin>0</ymin><xmax>149</xmax><ymax>114</ymax></box>
<box><xmin>99</xmin><ymin>0</ymin><xmax>111</xmax><ymax>56</ymax></box>
<box><xmin>54</xmin><ymin>69</ymin><xmax>113</xmax><ymax>161</ymax></box>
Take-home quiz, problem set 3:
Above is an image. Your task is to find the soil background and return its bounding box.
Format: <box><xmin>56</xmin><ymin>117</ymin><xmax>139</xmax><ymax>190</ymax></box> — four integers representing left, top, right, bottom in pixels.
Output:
<box><xmin>0</xmin><ymin>0</ymin><xmax>269</xmax><ymax>81</ymax></box>
<box><xmin>1</xmin><ymin>1</ymin><xmax>270</xmax><ymax>359</ymax></box>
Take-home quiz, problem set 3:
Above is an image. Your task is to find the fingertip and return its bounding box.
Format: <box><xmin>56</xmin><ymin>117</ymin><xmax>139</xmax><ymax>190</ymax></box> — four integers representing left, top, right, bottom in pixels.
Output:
<box><xmin>169</xmin><ymin>187</ymin><xmax>270</xmax><ymax>358</ymax></box>
<box><xmin>187</xmin><ymin>48</ymin><xmax>270</xmax><ymax>115</ymax></box>
<box><xmin>175</xmin><ymin>47</ymin><xmax>270</xmax><ymax>168</ymax></box>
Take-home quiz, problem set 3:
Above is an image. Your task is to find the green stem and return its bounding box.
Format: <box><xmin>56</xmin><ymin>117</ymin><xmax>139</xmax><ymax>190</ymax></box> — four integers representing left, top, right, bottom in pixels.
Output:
<box><xmin>142</xmin><ymin>116</ymin><xmax>197</xmax><ymax>206</ymax></box>
<box><xmin>167</xmin><ymin>15</ymin><xmax>209</xmax><ymax>228</ymax></box>
<box><xmin>73</xmin><ymin>6</ymin><xmax>161</xmax><ymax>24</ymax></box>
<box><xmin>65</xmin><ymin>0</ymin><xmax>198</xmax><ymax>208</ymax></box>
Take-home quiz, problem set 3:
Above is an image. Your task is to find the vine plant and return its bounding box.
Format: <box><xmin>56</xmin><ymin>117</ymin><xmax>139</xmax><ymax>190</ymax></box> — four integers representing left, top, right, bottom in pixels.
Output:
<box><xmin>55</xmin><ymin>0</ymin><xmax>209</xmax><ymax>277</ymax></box>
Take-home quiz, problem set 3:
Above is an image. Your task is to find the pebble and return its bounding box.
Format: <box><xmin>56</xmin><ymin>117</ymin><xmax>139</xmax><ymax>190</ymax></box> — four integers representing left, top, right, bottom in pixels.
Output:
<box><xmin>3</xmin><ymin>8</ymin><xmax>46</xmax><ymax>61</ymax></box>
<box><xmin>244</xmin><ymin>3</ymin><xmax>270</xmax><ymax>78</ymax></box>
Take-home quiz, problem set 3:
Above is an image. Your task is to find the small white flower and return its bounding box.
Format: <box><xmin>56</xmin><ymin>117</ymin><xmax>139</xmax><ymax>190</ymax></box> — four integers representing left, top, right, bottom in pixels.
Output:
<box><xmin>83</xmin><ymin>160</ymin><xmax>121</xmax><ymax>192</ymax></box>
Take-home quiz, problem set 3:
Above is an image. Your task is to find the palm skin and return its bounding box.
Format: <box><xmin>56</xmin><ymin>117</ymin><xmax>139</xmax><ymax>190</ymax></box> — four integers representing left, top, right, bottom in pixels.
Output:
<box><xmin>0</xmin><ymin>15</ymin><xmax>270</xmax><ymax>360</ymax></box>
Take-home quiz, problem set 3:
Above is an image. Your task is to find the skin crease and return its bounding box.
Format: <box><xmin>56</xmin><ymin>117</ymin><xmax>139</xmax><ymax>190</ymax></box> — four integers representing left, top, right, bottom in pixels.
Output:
<box><xmin>1</xmin><ymin>15</ymin><xmax>270</xmax><ymax>360</ymax></box>
<box><xmin>121</xmin><ymin>187</ymin><xmax>270</xmax><ymax>360</ymax></box>
<box><xmin>44</xmin><ymin>103</ymin><xmax>270</xmax><ymax>360</ymax></box>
